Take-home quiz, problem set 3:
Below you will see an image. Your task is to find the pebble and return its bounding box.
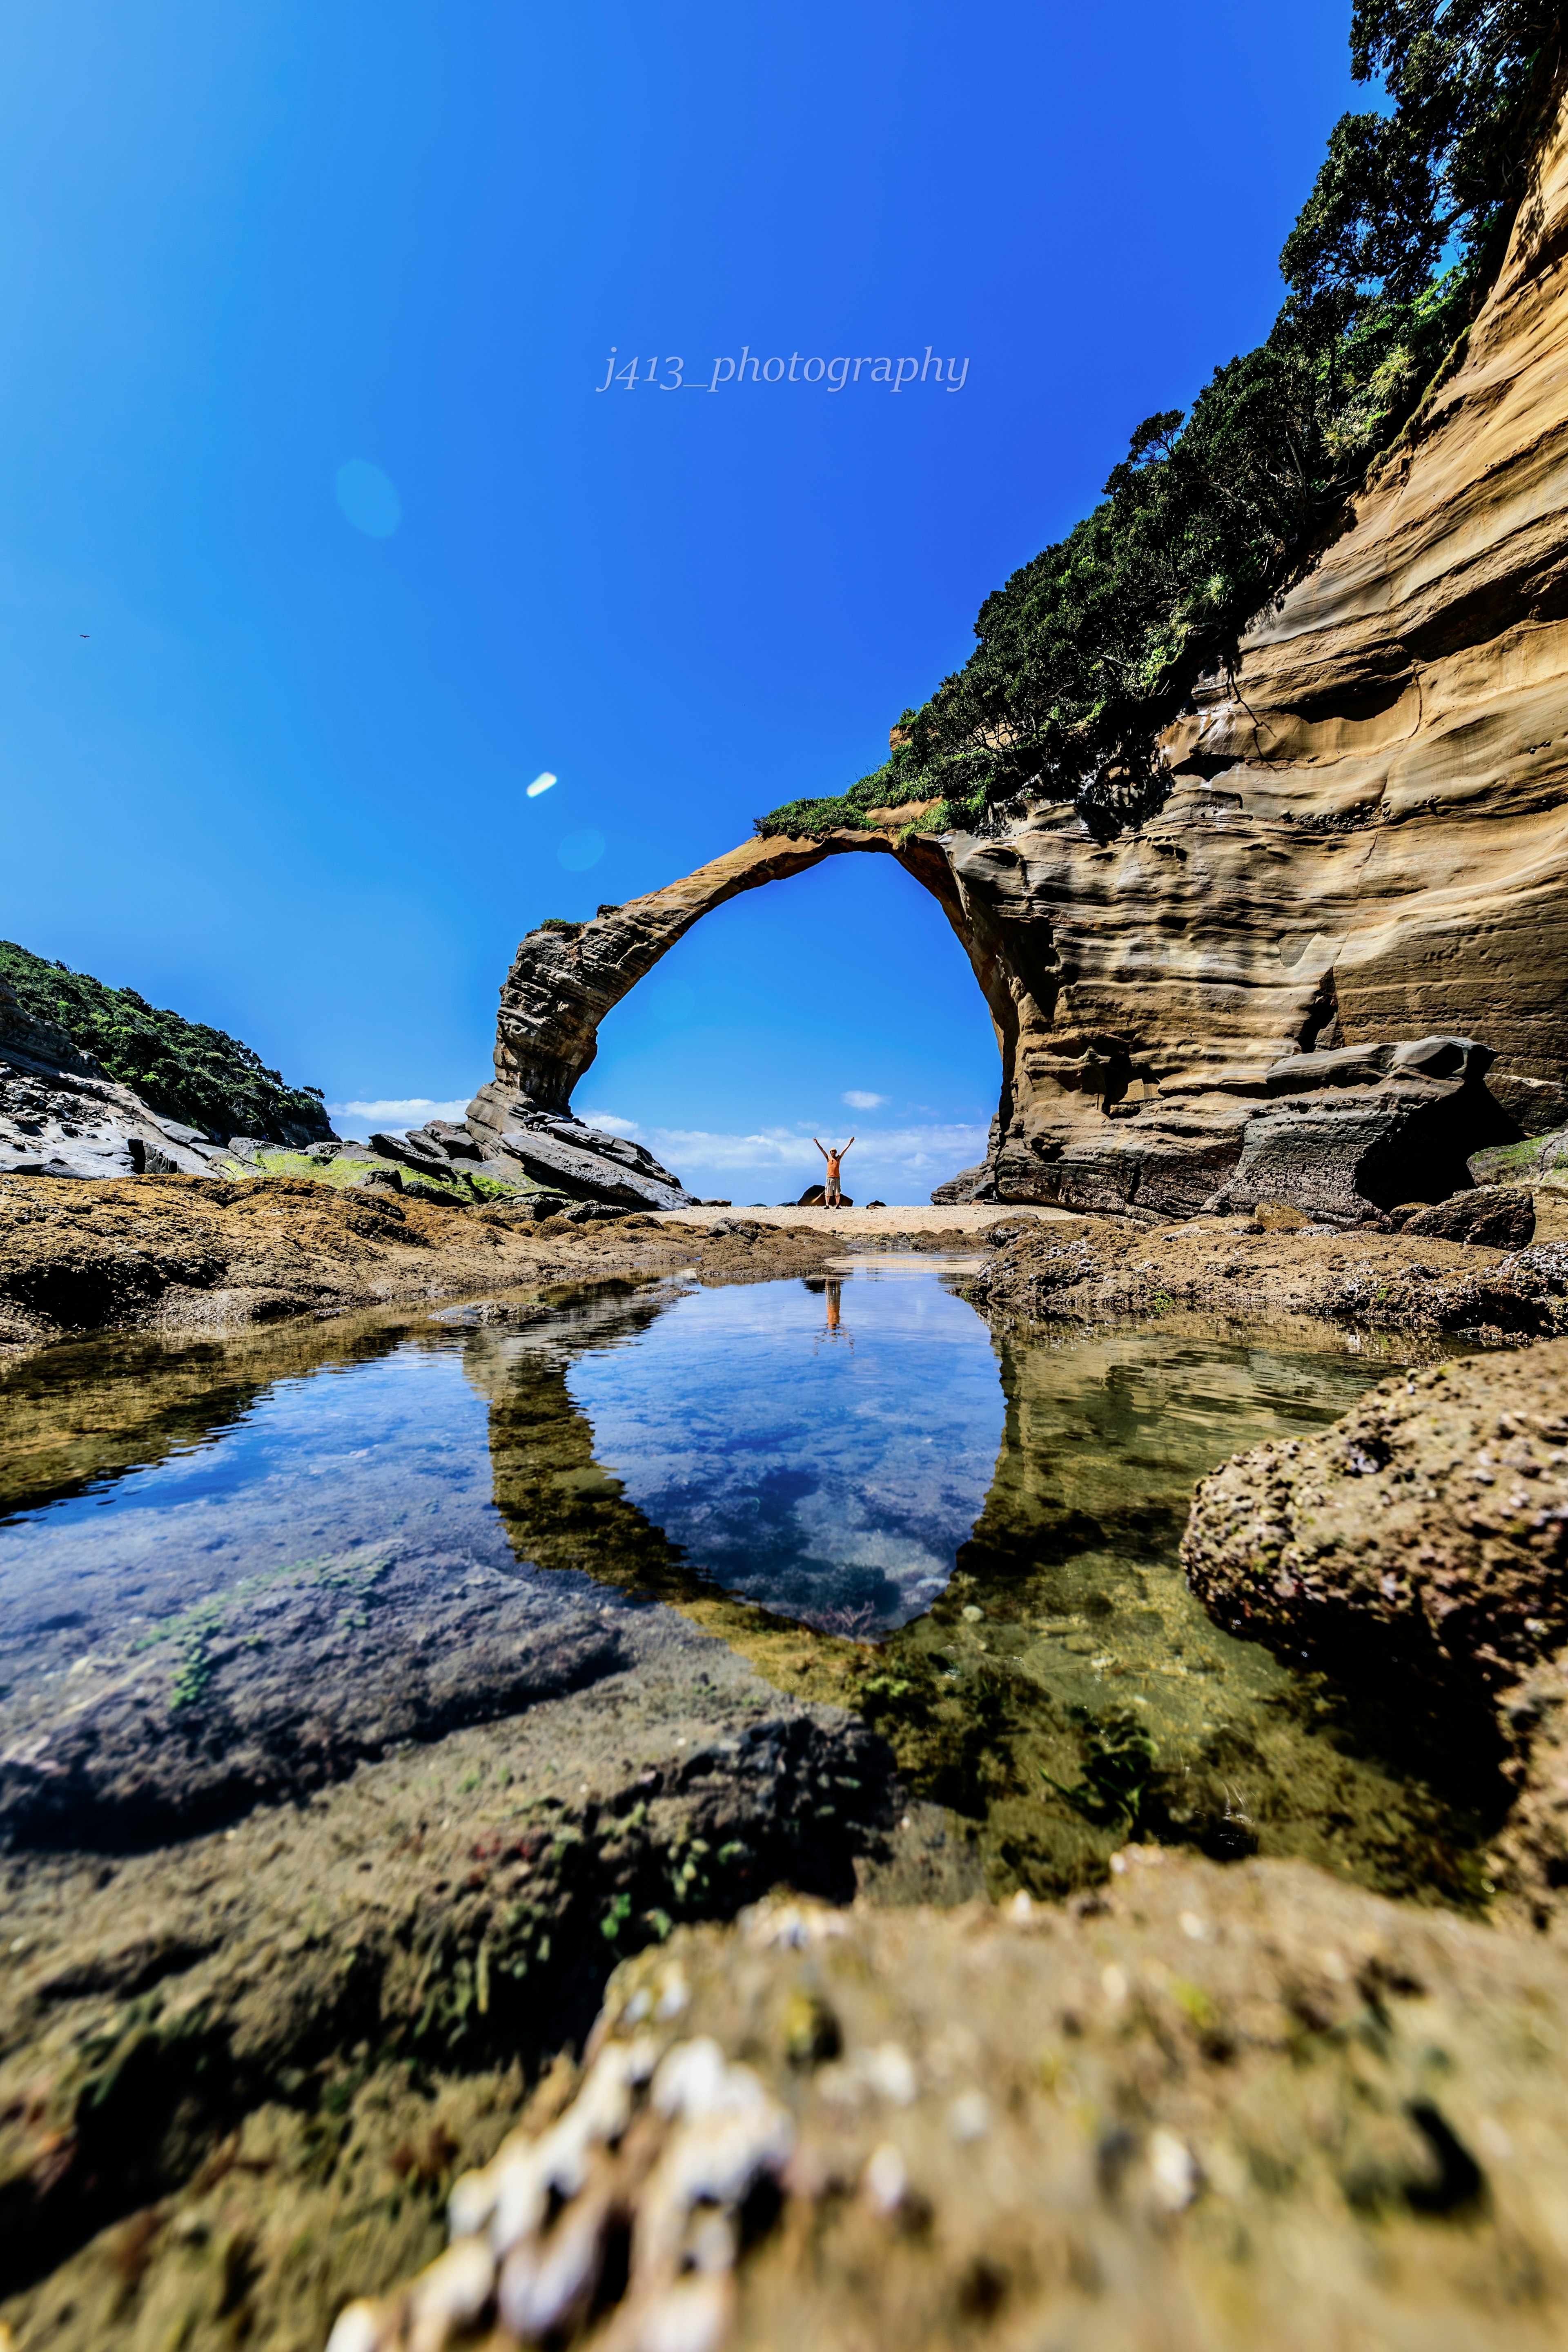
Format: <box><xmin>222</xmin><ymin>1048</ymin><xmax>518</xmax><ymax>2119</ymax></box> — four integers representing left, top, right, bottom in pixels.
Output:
<box><xmin>863</xmin><ymin>2141</ymin><xmax>909</xmax><ymax>2214</ymax></box>
<box><xmin>946</xmin><ymin>2090</ymin><xmax>991</xmax><ymax>2143</ymax></box>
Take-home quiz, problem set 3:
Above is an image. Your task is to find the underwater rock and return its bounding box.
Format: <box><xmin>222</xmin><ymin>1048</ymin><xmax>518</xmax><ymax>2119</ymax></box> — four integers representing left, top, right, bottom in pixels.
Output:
<box><xmin>0</xmin><ymin>1615</ymin><xmax>901</xmax><ymax>2305</ymax></box>
<box><xmin>0</xmin><ymin>1564</ymin><xmax>630</xmax><ymax>1849</ymax></box>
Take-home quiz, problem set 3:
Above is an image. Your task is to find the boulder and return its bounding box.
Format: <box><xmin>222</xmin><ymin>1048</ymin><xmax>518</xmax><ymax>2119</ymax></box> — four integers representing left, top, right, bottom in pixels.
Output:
<box><xmin>468</xmin><ymin>1103</ymin><xmax>695</xmax><ymax>1210</ymax></box>
<box><xmin>1182</xmin><ymin>1339</ymin><xmax>1568</xmax><ymax>1703</ymax></box>
<box><xmin>930</xmin><ymin>1161</ymin><xmax>996</xmax><ymax>1205</ymax></box>
<box><xmin>1403</xmin><ymin>1187</ymin><xmax>1537</xmax><ymax>1250</ymax></box>
<box><xmin>369</xmin><ymin>1129</ymin><xmax>451</xmax><ymax>1172</ymax></box>
<box><xmin>422</xmin><ymin>1118</ymin><xmax>483</xmax><ymax>1160</ymax></box>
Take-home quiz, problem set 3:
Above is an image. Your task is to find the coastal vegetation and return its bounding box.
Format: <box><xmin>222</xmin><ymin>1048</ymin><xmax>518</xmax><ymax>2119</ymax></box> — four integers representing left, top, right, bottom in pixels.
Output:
<box><xmin>0</xmin><ymin>937</ymin><xmax>332</xmax><ymax>1143</ymax></box>
<box><xmin>758</xmin><ymin>1</ymin><xmax>1563</xmax><ymax>844</ymax></box>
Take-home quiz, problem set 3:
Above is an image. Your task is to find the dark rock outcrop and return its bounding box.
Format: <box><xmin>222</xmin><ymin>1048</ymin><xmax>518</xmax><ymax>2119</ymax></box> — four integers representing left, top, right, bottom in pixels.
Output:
<box><xmin>0</xmin><ymin>983</ymin><xmax>242</xmax><ymax>1183</ymax></box>
<box><xmin>464</xmin><ymin>1101</ymin><xmax>696</xmax><ymax>1209</ymax></box>
<box><xmin>1403</xmin><ymin>1186</ymin><xmax>1537</xmax><ymax>1248</ymax></box>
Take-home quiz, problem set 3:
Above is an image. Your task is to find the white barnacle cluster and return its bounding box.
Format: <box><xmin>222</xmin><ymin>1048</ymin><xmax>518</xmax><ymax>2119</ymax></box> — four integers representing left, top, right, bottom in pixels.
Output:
<box><xmin>325</xmin><ymin>2025</ymin><xmax>795</xmax><ymax>2352</ymax></box>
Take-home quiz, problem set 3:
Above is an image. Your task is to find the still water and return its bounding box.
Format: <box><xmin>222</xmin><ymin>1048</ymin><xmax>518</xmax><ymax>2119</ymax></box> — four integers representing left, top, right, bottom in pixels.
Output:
<box><xmin>0</xmin><ymin>1260</ymin><xmax>1492</xmax><ymax>1898</ymax></box>
<box><xmin>563</xmin><ymin>1265</ymin><xmax>1003</xmax><ymax>1633</ymax></box>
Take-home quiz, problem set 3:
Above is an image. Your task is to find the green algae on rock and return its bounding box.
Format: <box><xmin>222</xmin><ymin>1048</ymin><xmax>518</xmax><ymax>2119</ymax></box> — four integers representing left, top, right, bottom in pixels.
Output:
<box><xmin>325</xmin><ymin>1856</ymin><xmax>1568</xmax><ymax>2352</ymax></box>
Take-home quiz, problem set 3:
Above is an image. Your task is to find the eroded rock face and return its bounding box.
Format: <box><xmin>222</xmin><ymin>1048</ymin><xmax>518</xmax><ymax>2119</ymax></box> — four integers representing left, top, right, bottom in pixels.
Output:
<box><xmin>330</xmin><ymin>1862</ymin><xmax>1568</xmax><ymax>2352</ymax></box>
<box><xmin>1181</xmin><ymin>1338</ymin><xmax>1568</xmax><ymax>1699</ymax></box>
<box><xmin>0</xmin><ymin>982</ymin><xmax>237</xmax><ymax>1183</ymax></box>
<box><xmin>471</xmin><ymin>74</ymin><xmax>1568</xmax><ymax>1222</ymax></box>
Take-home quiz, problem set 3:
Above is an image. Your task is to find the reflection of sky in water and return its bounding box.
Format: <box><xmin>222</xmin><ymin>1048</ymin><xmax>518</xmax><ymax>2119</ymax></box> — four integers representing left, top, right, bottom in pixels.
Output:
<box><xmin>564</xmin><ymin>1265</ymin><xmax>1004</xmax><ymax>1630</ymax></box>
<box><xmin>0</xmin><ymin>1341</ymin><xmax>506</xmax><ymax>1662</ymax></box>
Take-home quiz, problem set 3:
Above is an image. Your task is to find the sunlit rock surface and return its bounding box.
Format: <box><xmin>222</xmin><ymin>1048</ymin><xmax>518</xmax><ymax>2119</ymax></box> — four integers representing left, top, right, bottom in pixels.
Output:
<box><xmin>0</xmin><ymin>982</ymin><xmax>235</xmax><ymax>1181</ymax></box>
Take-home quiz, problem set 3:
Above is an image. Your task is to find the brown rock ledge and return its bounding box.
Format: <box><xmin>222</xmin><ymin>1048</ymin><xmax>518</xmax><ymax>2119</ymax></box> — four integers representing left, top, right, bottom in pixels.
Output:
<box><xmin>0</xmin><ymin>1177</ymin><xmax>846</xmax><ymax>1355</ymax></box>
<box><xmin>970</xmin><ymin>1211</ymin><xmax>1568</xmax><ymax>1338</ymax></box>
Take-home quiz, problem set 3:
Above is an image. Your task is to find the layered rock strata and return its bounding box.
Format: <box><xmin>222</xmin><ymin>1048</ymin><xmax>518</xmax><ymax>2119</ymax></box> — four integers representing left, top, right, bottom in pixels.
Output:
<box><xmin>474</xmin><ymin>72</ymin><xmax>1568</xmax><ymax>1221</ymax></box>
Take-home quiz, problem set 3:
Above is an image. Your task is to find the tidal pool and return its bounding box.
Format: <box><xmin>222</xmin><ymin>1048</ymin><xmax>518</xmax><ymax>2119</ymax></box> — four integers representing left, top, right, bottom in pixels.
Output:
<box><xmin>0</xmin><ymin>1261</ymin><xmax>1496</xmax><ymax>1897</ymax></box>
<box><xmin>562</xmin><ymin>1264</ymin><xmax>1003</xmax><ymax>1633</ymax></box>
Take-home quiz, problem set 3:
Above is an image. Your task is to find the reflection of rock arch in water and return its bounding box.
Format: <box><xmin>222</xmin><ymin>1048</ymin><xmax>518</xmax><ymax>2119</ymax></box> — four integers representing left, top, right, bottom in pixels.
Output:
<box><xmin>471</xmin><ymin>1289</ymin><xmax>1506</xmax><ymax>1906</ymax></box>
<box><xmin>470</xmin><ymin>1271</ymin><xmax>1003</xmax><ymax>1635</ymax></box>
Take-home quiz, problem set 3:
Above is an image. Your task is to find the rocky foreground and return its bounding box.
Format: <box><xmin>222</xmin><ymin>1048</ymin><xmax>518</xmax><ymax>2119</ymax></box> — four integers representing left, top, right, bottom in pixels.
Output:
<box><xmin>0</xmin><ymin>1177</ymin><xmax>883</xmax><ymax>1356</ymax></box>
<box><xmin>5</xmin><ymin>1174</ymin><xmax>1568</xmax><ymax>1359</ymax></box>
<box><xmin>329</xmin><ymin>1855</ymin><xmax>1568</xmax><ymax>2352</ymax></box>
<box><xmin>207</xmin><ymin>1323</ymin><xmax>1568</xmax><ymax>2352</ymax></box>
<box><xmin>5</xmin><ymin>1179</ymin><xmax>1568</xmax><ymax>2348</ymax></box>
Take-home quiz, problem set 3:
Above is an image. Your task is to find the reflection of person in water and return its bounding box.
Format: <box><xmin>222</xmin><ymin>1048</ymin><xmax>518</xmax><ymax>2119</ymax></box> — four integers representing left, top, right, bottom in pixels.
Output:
<box><xmin>813</xmin><ymin>1134</ymin><xmax>853</xmax><ymax>1206</ymax></box>
<box><xmin>802</xmin><ymin>1273</ymin><xmax>851</xmax><ymax>1346</ymax></box>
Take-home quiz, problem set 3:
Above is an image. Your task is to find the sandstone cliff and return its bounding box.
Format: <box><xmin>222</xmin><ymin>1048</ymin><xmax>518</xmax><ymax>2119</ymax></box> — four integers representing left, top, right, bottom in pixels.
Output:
<box><xmin>473</xmin><ymin>77</ymin><xmax>1568</xmax><ymax>1221</ymax></box>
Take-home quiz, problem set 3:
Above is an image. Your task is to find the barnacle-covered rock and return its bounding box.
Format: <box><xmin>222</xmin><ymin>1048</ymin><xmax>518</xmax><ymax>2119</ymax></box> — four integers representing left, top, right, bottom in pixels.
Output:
<box><xmin>321</xmin><ymin>1865</ymin><xmax>1568</xmax><ymax>2352</ymax></box>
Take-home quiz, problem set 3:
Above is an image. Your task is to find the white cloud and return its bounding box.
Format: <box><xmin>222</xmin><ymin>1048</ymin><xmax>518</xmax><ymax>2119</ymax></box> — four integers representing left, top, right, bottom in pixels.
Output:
<box><xmin>327</xmin><ymin>1096</ymin><xmax>474</xmax><ymax>1135</ymax></box>
<box><xmin>843</xmin><ymin>1089</ymin><xmax>888</xmax><ymax>1110</ymax></box>
<box><xmin>637</xmin><ymin>1123</ymin><xmax>989</xmax><ymax>1176</ymax></box>
<box><xmin>526</xmin><ymin>772</ymin><xmax>557</xmax><ymax>797</ymax></box>
<box><xmin>579</xmin><ymin>1109</ymin><xmax>642</xmax><ymax>1136</ymax></box>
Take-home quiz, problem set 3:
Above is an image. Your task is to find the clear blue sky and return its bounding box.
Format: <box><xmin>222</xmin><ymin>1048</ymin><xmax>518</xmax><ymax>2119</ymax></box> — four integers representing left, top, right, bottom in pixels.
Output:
<box><xmin>1</xmin><ymin>2</ymin><xmax>1359</xmax><ymax>1202</ymax></box>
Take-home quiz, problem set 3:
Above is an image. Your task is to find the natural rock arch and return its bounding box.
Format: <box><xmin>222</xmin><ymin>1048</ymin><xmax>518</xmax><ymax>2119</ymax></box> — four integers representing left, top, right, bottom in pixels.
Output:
<box><xmin>463</xmin><ymin>793</ymin><xmax>1514</xmax><ymax>1222</ymax></box>
<box><xmin>466</xmin><ymin>102</ymin><xmax>1568</xmax><ymax>1221</ymax></box>
<box><xmin>463</xmin><ymin>813</ymin><xmax>1039</xmax><ymax>1204</ymax></box>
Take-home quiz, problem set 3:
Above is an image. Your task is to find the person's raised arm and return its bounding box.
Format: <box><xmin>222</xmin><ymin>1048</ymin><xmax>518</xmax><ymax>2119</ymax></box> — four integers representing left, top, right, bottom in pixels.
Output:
<box><xmin>842</xmin><ymin>1136</ymin><xmax>855</xmax><ymax>1156</ymax></box>
<box><xmin>813</xmin><ymin>1139</ymin><xmax>828</xmax><ymax>1161</ymax></box>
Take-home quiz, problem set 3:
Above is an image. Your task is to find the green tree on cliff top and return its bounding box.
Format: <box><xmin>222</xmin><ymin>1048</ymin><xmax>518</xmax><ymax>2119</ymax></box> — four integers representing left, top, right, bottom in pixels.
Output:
<box><xmin>758</xmin><ymin>1</ymin><xmax>1563</xmax><ymax>846</ymax></box>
